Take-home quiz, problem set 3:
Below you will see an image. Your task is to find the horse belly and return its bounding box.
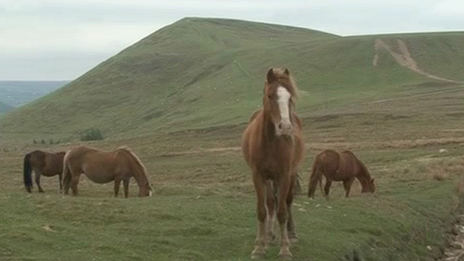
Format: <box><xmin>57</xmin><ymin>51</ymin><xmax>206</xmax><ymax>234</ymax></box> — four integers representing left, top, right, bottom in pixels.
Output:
<box><xmin>41</xmin><ymin>166</ymin><xmax>60</xmax><ymax>177</ymax></box>
<box><xmin>84</xmin><ymin>172</ymin><xmax>114</xmax><ymax>184</ymax></box>
<box><xmin>82</xmin><ymin>165</ymin><xmax>116</xmax><ymax>184</ymax></box>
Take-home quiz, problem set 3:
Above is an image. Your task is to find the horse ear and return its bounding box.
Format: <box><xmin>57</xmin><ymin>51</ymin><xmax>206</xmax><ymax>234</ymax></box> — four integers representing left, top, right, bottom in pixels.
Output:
<box><xmin>371</xmin><ymin>178</ymin><xmax>375</xmax><ymax>183</ymax></box>
<box><xmin>284</xmin><ymin>68</ymin><xmax>290</xmax><ymax>75</ymax></box>
<box><xmin>266</xmin><ymin>68</ymin><xmax>275</xmax><ymax>82</ymax></box>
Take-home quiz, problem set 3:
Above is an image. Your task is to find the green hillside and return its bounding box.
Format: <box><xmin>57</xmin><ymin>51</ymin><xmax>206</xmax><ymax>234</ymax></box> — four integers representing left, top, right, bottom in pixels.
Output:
<box><xmin>0</xmin><ymin>18</ymin><xmax>463</xmax><ymax>139</ymax></box>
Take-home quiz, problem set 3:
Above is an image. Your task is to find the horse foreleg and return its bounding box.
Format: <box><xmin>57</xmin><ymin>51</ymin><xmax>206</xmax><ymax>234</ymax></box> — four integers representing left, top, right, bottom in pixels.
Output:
<box><xmin>324</xmin><ymin>179</ymin><xmax>332</xmax><ymax>200</ymax></box>
<box><xmin>123</xmin><ymin>179</ymin><xmax>129</xmax><ymax>198</ymax></box>
<box><xmin>287</xmin><ymin>176</ymin><xmax>298</xmax><ymax>242</ymax></box>
<box><xmin>277</xmin><ymin>174</ymin><xmax>292</xmax><ymax>259</ymax></box>
<box><xmin>114</xmin><ymin>178</ymin><xmax>121</xmax><ymax>198</ymax></box>
<box><xmin>343</xmin><ymin>177</ymin><xmax>356</xmax><ymax>198</ymax></box>
<box><xmin>251</xmin><ymin>173</ymin><xmax>267</xmax><ymax>259</ymax></box>
<box><xmin>265</xmin><ymin>181</ymin><xmax>276</xmax><ymax>245</ymax></box>
<box><xmin>35</xmin><ymin>169</ymin><xmax>44</xmax><ymax>193</ymax></box>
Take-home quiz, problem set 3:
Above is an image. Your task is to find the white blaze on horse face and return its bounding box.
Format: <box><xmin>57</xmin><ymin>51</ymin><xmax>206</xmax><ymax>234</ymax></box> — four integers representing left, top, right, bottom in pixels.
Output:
<box><xmin>276</xmin><ymin>86</ymin><xmax>292</xmax><ymax>136</ymax></box>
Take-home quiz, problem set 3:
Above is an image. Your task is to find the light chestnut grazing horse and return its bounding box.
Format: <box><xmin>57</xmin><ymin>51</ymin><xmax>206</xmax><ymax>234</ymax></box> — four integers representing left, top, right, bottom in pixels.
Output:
<box><xmin>62</xmin><ymin>146</ymin><xmax>153</xmax><ymax>197</ymax></box>
<box><xmin>242</xmin><ymin>68</ymin><xmax>304</xmax><ymax>259</ymax></box>
<box><xmin>23</xmin><ymin>150</ymin><xmax>66</xmax><ymax>193</ymax></box>
<box><xmin>307</xmin><ymin>150</ymin><xmax>375</xmax><ymax>199</ymax></box>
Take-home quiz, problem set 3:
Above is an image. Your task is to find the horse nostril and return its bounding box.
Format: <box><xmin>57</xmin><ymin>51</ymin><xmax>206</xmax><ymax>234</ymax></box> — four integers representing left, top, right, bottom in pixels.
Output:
<box><xmin>278</xmin><ymin>123</ymin><xmax>282</xmax><ymax>129</ymax></box>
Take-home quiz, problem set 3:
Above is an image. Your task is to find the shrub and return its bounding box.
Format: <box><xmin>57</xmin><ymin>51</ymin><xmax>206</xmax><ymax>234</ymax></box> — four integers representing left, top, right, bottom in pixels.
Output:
<box><xmin>80</xmin><ymin>128</ymin><xmax>104</xmax><ymax>141</ymax></box>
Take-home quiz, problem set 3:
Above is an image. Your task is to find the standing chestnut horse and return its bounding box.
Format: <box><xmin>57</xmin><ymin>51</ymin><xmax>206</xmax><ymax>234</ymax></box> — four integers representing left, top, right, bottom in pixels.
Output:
<box><xmin>23</xmin><ymin>150</ymin><xmax>66</xmax><ymax>193</ymax></box>
<box><xmin>62</xmin><ymin>146</ymin><xmax>153</xmax><ymax>197</ymax></box>
<box><xmin>242</xmin><ymin>68</ymin><xmax>304</xmax><ymax>259</ymax></box>
<box><xmin>307</xmin><ymin>150</ymin><xmax>375</xmax><ymax>199</ymax></box>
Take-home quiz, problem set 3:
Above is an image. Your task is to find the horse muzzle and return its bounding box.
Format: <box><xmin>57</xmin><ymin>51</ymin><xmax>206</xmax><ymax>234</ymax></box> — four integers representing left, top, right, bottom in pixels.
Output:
<box><xmin>275</xmin><ymin>122</ymin><xmax>293</xmax><ymax>137</ymax></box>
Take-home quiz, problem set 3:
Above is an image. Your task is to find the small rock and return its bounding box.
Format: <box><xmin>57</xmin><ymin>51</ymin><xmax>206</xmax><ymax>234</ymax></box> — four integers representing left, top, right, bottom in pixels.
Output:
<box><xmin>426</xmin><ymin>245</ymin><xmax>432</xmax><ymax>251</ymax></box>
<box><xmin>298</xmin><ymin>208</ymin><xmax>306</xmax><ymax>212</ymax></box>
<box><xmin>42</xmin><ymin>225</ymin><xmax>55</xmax><ymax>232</ymax></box>
<box><xmin>327</xmin><ymin>206</ymin><xmax>333</xmax><ymax>209</ymax></box>
<box><xmin>439</xmin><ymin>149</ymin><xmax>448</xmax><ymax>154</ymax></box>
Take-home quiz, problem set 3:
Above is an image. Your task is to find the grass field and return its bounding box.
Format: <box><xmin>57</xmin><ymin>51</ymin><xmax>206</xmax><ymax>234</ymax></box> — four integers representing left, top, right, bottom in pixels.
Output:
<box><xmin>1</xmin><ymin>83</ymin><xmax>464</xmax><ymax>260</ymax></box>
<box><xmin>1</xmin><ymin>18</ymin><xmax>464</xmax><ymax>261</ymax></box>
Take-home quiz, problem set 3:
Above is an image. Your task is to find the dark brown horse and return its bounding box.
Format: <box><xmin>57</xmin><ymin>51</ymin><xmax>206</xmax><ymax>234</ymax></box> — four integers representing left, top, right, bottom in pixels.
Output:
<box><xmin>242</xmin><ymin>68</ymin><xmax>304</xmax><ymax>259</ymax></box>
<box><xmin>23</xmin><ymin>150</ymin><xmax>66</xmax><ymax>193</ymax></box>
<box><xmin>62</xmin><ymin>146</ymin><xmax>153</xmax><ymax>197</ymax></box>
<box><xmin>307</xmin><ymin>150</ymin><xmax>375</xmax><ymax>199</ymax></box>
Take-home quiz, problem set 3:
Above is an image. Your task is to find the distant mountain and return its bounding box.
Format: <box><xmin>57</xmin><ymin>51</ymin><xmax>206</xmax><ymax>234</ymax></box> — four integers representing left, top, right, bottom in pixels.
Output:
<box><xmin>0</xmin><ymin>18</ymin><xmax>463</xmax><ymax>138</ymax></box>
<box><xmin>0</xmin><ymin>81</ymin><xmax>69</xmax><ymax>107</ymax></box>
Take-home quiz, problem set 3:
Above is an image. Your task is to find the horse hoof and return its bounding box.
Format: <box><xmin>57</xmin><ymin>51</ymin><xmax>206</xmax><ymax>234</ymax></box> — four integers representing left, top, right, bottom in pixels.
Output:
<box><xmin>289</xmin><ymin>236</ymin><xmax>299</xmax><ymax>243</ymax></box>
<box><xmin>278</xmin><ymin>252</ymin><xmax>293</xmax><ymax>260</ymax></box>
<box><xmin>251</xmin><ymin>248</ymin><xmax>265</xmax><ymax>259</ymax></box>
<box><xmin>251</xmin><ymin>252</ymin><xmax>265</xmax><ymax>259</ymax></box>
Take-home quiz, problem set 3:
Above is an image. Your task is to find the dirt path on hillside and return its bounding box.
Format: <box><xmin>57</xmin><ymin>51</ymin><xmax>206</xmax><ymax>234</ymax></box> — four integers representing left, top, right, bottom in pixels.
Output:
<box><xmin>438</xmin><ymin>215</ymin><xmax>464</xmax><ymax>261</ymax></box>
<box><xmin>373</xmin><ymin>39</ymin><xmax>462</xmax><ymax>84</ymax></box>
<box><xmin>160</xmin><ymin>137</ymin><xmax>464</xmax><ymax>157</ymax></box>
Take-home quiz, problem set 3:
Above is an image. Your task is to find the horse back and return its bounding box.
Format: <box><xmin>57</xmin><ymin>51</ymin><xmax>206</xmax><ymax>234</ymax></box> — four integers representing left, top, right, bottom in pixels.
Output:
<box><xmin>315</xmin><ymin>150</ymin><xmax>340</xmax><ymax>175</ymax></box>
<box><xmin>339</xmin><ymin>151</ymin><xmax>362</xmax><ymax>176</ymax></box>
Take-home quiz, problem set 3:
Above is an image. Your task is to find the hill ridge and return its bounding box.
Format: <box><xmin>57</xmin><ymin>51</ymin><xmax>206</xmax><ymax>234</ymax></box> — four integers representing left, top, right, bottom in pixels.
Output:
<box><xmin>0</xmin><ymin>17</ymin><xmax>464</xmax><ymax>140</ymax></box>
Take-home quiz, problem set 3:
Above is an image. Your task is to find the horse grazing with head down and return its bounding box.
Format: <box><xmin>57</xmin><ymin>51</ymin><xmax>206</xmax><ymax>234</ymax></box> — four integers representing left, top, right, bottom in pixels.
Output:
<box><xmin>62</xmin><ymin>146</ymin><xmax>153</xmax><ymax>197</ymax></box>
<box><xmin>307</xmin><ymin>150</ymin><xmax>375</xmax><ymax>199</ymax></box>
<box><xmin>23</xmin><ymin>150</ymin><xmax>66</xmax><ymax>193</ymax></box>
<box><xmin>242</xmin><ymin>68</ymin><xmax>304</xmax><ymax>259</ymax></box>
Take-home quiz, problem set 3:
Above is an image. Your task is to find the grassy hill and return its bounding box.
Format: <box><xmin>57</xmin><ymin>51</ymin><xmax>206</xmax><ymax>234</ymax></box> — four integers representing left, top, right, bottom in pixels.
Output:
<box><xmin>1</xmin><ymin>18</ymin><xmax>463</xmax><ymax>140</ymax></box>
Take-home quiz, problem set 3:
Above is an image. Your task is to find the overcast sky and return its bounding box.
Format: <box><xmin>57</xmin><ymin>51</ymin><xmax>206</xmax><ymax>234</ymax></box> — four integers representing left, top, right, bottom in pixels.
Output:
<box><xmin>1</xmin><ymin>0</ymin><xmax>463</xmax><ymax>81</ymax></box>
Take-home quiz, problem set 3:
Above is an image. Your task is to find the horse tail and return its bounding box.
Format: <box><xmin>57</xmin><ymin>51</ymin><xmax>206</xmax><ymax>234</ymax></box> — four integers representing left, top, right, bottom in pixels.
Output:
<box><xmin>23</xmin><ymin>153</ymin><xmax>33</xmax><ymax>192</ymax></box>
<box><xmin>61</xmin><ymin>151</ymin><xmax>71</xmax><ymax>192</ymax></box>
<box><xmin>307</xmin><ymin>159</ymin><xmax>323</xmax><ymax>198</ymax></box>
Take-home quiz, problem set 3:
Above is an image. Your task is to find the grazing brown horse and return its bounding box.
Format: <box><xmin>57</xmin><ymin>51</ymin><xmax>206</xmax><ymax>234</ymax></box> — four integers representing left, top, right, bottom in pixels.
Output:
<box><xmin>307</xmin><ymin>150</ymin><xmax>375</xmax><ymax>199</ymax></box>
<box><xmin>242</xmin><ymin>68</ymin><xmax>304</xmax><ymax>259</ymax></box>
<box><xmin>23</xmin><ymin>150</ymin><xmax>66</xmax><ymax>193</ymax></box>
<box><xmin>62</xmin><ymin>146</ymin><xmax>153</xmax><ymax>197</ymax></box>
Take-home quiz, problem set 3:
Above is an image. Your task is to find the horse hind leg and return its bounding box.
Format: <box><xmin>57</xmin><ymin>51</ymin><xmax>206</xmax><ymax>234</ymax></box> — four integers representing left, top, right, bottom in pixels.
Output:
<box><xmin>34</xmin><ymin>169</ymin><xmax>44</xmax><ymax>193</ymax></box>
<box><xmin>58</xmin><ymin>173</ymin><xmax>63</xmax><ymax>193</ymax></box>
<box><xmin>69</xmin><ymin>167</ymin><xmax>81</xmax><ymax>196</ymax></box>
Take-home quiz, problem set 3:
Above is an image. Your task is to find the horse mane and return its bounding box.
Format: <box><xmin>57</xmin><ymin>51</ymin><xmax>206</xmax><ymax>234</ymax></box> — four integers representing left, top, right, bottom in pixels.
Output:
<box><xmin>118</xmin><ymin>146</ymin><xmax>149</xmax><ymax>181</ymax></box>
<box><xmin>355</xmin><ymin>157</ymin><xmax>373</xmax><ymax>190</ymax></box>
<box><xmin>267</xmin><ymin>68</ymin><xmax>299</xmax><ymax>99</ymax></box>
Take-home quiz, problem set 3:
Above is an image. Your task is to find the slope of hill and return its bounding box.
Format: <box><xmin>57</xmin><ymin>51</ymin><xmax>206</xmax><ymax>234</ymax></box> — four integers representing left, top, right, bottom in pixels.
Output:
<box><xmin>0</xmin><ymin>101</ymin><xmax>14</xmax><ymax>114</ymax></box>
<box><xmin>0</xmin><ymin>18</ymin><xmax>463</xmax><ymax>139</ymax></box>
<box><xmin>0</xmin><ymin>81</ymin><xmax>69</xmax><ymax>107</ymax></box>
